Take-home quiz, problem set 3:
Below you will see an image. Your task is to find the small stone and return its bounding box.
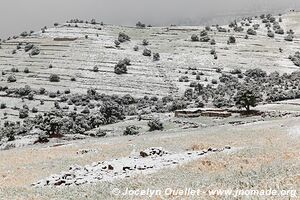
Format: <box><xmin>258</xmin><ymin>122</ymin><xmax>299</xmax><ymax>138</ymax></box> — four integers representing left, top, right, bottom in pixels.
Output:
<box><xmin>54</xmin><ymin>180</ymin><xmax>66</xmax><ymax>186</ymax></box>
<box><xmin>75</xmin><ymin>179</ymin><xmax>87</xmax><ymax>185</ymax></box>
<box><xmin>123</xmin><ymin>166</ymin><xmax>131</xmax><ymax>171</ymax></box>
<box><xmin>108</xmin><ymin>164</ymin><xmax>114</xmax><ymax>170</ymax></box>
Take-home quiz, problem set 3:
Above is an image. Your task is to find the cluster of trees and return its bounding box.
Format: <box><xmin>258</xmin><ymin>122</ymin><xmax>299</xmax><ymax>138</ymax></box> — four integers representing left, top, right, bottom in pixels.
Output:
<box><xmin>2</xmin><ymin>67</ymin><xmax>300</xmax><ymax>141</ymax></box>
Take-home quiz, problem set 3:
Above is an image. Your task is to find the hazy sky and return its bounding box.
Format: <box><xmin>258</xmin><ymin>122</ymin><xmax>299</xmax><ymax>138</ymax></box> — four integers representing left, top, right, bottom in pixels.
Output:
<box><xmin>0</xmin><ymin>0</ymin><xmax>299</xmax><ymax>38</ymax></box>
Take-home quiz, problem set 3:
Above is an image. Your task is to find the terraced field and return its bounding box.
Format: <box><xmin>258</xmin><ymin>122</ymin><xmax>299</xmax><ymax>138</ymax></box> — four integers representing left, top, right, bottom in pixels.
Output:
<box><xmin>0</xmin><ymin>11</ymin><xmax>300</xmax><ymax>200</ymax></box>
<box><xmin>0</xmin><ymin>12</ymin><xmax>299</xmax><ymax>125</ymax></box>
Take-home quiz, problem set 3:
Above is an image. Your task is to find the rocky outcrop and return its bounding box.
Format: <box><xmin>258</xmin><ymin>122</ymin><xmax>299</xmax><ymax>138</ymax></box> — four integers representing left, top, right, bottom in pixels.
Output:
<box><xmin>32</xmin><ymin>146</ymin><xmax>231</xmax><ymax>187</ymax></box>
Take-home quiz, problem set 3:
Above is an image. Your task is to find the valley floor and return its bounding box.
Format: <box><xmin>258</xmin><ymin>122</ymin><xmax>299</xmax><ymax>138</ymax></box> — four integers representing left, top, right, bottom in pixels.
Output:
<box><xmin>0</xmin><ymin>112</ymin><xmax>299</xmax><ymax>199</ymax></box>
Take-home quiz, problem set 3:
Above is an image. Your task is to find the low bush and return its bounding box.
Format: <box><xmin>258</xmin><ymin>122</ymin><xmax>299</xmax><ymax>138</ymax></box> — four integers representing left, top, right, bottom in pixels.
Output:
<box><xmin>19</xmin><ymin>109</ymin><xmax>29</xmax><ymax>119</ymax></box>
<box><xmin>123</xmin><ymin>125</ymin><xmax>139</xmax><ymax>135</ymax></box>
<box><xmin>7</xmin><ymin>74</ymin><xmax>17</xmax><ymax>82</ymax></box>
<box><xmin>49</xmin><ymin>74</ymin><xmax>60</xmax><ymax>82</ymax></box>
<box><xmin>0</xmin><ymin>103</ymin><xmax>6</xmax><ymax>109</ymax></box>
<box><xmin>142</xmin><ymin>39</ymin><xmax>149</xmax><ymax>46</ymax></box>
<box><xmin>24</xmin><ymin>67</ymin><xmax>30</xmax><ymax>73</ymax></box>
<box><xmin>118</xmin><ymin>32</ymin><xmax>130</xmax><ymax>43</ymax></box>
<box><xmin>143</xmin><ymin>48</ymin><xmax>152</xmax><ymax>56</ymax></box>
<box><xmin>93</xmin><ymin>66</ymin><xmax>99</xmax><ymax>72</ymax></box>
<box><xmin>191</xmin><ymin>34</ymin><xmax>199</xmax><ymax>42</ymax></box>
<box><xmin>114</xmin><ymin>59</ymin><xmax>128</xmax><ymax>74</ymax></box>
<box><xmin>153</xmin><ymin>53</ymin><xmax>160</xmax><ymax>61</ymax></box>
<box><xmin>148</xmin><ymin>118</ymin><xmax>163</xmax><ymax>131</ymax></box>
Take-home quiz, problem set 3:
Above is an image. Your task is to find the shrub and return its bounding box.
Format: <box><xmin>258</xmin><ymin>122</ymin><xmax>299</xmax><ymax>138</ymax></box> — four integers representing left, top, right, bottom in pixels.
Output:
<box><xmin>213</xmin><ymin>96</ymin><xmax>231</xmax><ymax>108</ymax></box>
<box><xmin>190</xmin><ymin>81</ymin><xmax>197</xmax><ymax>87</ymax></box>
<box><xmin>230</xmin><ymin>69</ymin><xmax>242</xmax><ymax>74</ymax></box>
<box><xmin>123</xmin><ymin>125</ymin><xmax>139</xmax><ymax>135</ymax></box>
<box><xmin>123</xmin><ymin>58</ymin><xmax>131</xmax><ymax>65</ymax></box>
<box><xmin>136</xmin><ymin>21</ymin><xmax>146</xmax><ymax>28</ymax></box>
<box><xmin>81</xmin><ymin>107</ymin><xmax>90</xmax><ymax>114</ymax></box>
<box><xmin>100</xmin><ymin>100</ymin><xmax>125</xmax><ymax>124</ymax></box>
<box><xmin>39</xmin><ymin>88</ymin><xmax>46</xmax><ymax>94</ymax></box>
<box><xmin>49</xmin><ymin>74</ymin><xmax>60</xmax><ymax>82</ymax></box>
<box><xmin>210</xmin><ymin>39</ymin><xmax>216</xmax><ymax>45</ymax></box>
<box><xmin>47</xmin><ymin>118</ymin><xmax>63</xmax><ymax>137</ymax></box>
<box><xmin>54</xmin><ymin>101</ymin><xmax>60</xmax><ymax>109</ymax></box>
<box><xmin>191</xmin><ymin>34</ymin><xmax>199</xmax><ymax>42</ymax></box>
<box><xmin>200</xmin><ymin>35</ymin><xmax>210</xmax><ymax>42</ymax></box>
<box><xmin>95</xmin><ymin>129</ymin><xmax>107</xmax><ymax>137</ymax></box>
<box><xmin>30</xmin><ymin>47</ymin><xmax>40</xmax><ymax>56</ymax></box>
<box><xmin>143</xmin><ymin>48</ymin><xmax>152</xmax><ymax>56</ymax></box>
<box><xmin>247</xmin><ymin>28</ymin><xmax>257</xmax><ymax>35</ymax></box>
<box><xmin>114</xmin><ymin>59</ymin><xmax>128</xmax><ymax>74</ymax></box>
<box><xmin>20</xmin><ymin>31</ymin><xmax>28</xmax><ymax>37</ymax></box>
<box><xmin>93</xmin><ymin>66</ymin><xmax>99</xmax><ymax>72</ymax></box>
<box><xmin>148</xmin><ymin>118</ymin><xmax>163</xmax><ymax>131</ymax></box>
<box><xmin>24</xmin><ymin>43</ymin><xmax>34</xmax><ymax>52</ymax></box>
<box><xmin>133</xmin><ymin>45</ymin><xmax>139</xmax><ymax>51</ymax></box>
<box><xmin>64</xmin><ymin>88</ymin><xmax>71</xmax><ymax>94</ymax></box>
<box><xmin>253</xmin><ymin>24</ymin><xmax>260</xmax><ymax>30</ymax></box>
<box><xmin>49</xmin><ymin>92</ymin><xmax>57</xmax><ymax>98</ymax></box>
<box><xmin>71</xmin><ymin>77</ymin><xmax>76</xmax><ymax>81</ymax></box>
<box><xmin>195</xmin><ymin>99</ymin><xmax>205</xmax><ymax>108</ymax></box>
<box><xmin>162</xmin><ymin>95</ymin><xmax>173</xmax><ymax>103</ymax></box>
<box><xmin>7</xmin><ymin>74</ymin><xmax>17</xmax><ymax>82</ymax></box>
<box><xmin>284</xmin><ymin>34</ymin><xmax>294</xmax><ymax>42</ymax></box>
<box><xmin>169</xmin><ymin>99</ymin><xmax>187</xmax><ymax>111</ymax></box>
<box><xmin>32</xmin><ymin>107</ymin><xmax>38</xmax><ymax>113</ymax></box>
<box><xmin>0</xmin><ymin>103</ymin><xmax>6</xmax><ymax>109</ymax></box>
<box><xmin>184</xmin><ymin>88</ymin><xmax>194</xmax><ymax>99</ymax></box>
<box><xmin>178</xmin><ymin>76</ymin><xmax>189</xmax><ymax>82</ymax></box>
<box><xmin>290</xmin><ymin>52</ymin><xmax>300</xmax><ymax>66</ymax></box>
<box><xmin>19</xmin><ymin>109</ymin><xmax>29</xmax><ymax>119</ymax></box>
<box><xmin>211</xmin><ymin>79</ymin><xmax>218</xmax><ymax>84</ymax></box>
<box><xmin>244</xmin><ymin>68</ymin><xmax>267</xmax><ymax>79</ymax></box>
<box><xmin>11</xmin><ymin>67</ymin><xmax>18</xmax><ymax>72</ymax></box>
<box><xmin>91</xmin><ymin>19</ymin><xmax>96</xmax><ymax>24</ymax></box>
<box><xmin>275</xmin><ymin>28</ymin><xmax>284</xmax><ymax>35</ymax></box>
<box><xmin>228</xmin><ymin>36</ymin><xmax>236</xmax><ymax>44</ymax></box>
<box><xmin>200</xmin><ymin>30</ymin><xmax>208</xmax><ymax>37</ymax></box>
<box><xmin>118</xmin><ymin>32</ymin><xmax>130</xmax><ymax>43</ymax></box>
<box><xmin>218</xmin><ymin>27</ymin><xmax>227</xmax><ymax>32</ymax></box>
<box><xmin>121</xmin><ymin>94</ymin><xmax>136</xmax><ymax>105</ymax></box>
<box><xmin>24</xmin><ymin>67</ymin><xmax>30</xmax><ymax>73</ymax></box>
<box><xmin>234</xmin><ymin>26</ymin><xmax>244</xmax><ymax>32</ymax></box>
<box><xmin>216</xmin><ymin>68</ymin><xmax>222</xmax><ymax>73</ymax></box>
<box><xmin>114</xmin><ymin>40</ymin><xmax>120</xmax><ymax>47</ymax></box>
<box><xmin>210</xmin><ymin>48</ymin><xmax>216</xmax><ymax>55</ymax></box>
<box><xmin>153</xmin><ymin>53</ymin><xmax>160</xmax><ymax>61</ymax></box>
<box><xmin>142</xmin><ymin>39</ymin><xmax>149</xmax><ymax>46</ymax></box>
<box><xmin>267</xmin><ymin>31</ymin><xmax>274</xmax><ymax>38</ymax></box>
<box><xmin>35</xmin><ymin>133</ymin><xmax>49</xmax><ymax>143</ymax></box>
<box><xmin>28</xmin><ymin>93</ymin><xmax>34</xmax><ymax>100</ymax></box>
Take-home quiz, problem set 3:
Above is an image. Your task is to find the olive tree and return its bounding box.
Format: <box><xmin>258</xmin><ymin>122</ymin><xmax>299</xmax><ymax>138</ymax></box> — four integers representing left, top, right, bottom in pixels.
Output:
<box><xmin>234</xmin><ymin>86</ymin><xmax>262</xmax><ymax>112</ymax></box>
